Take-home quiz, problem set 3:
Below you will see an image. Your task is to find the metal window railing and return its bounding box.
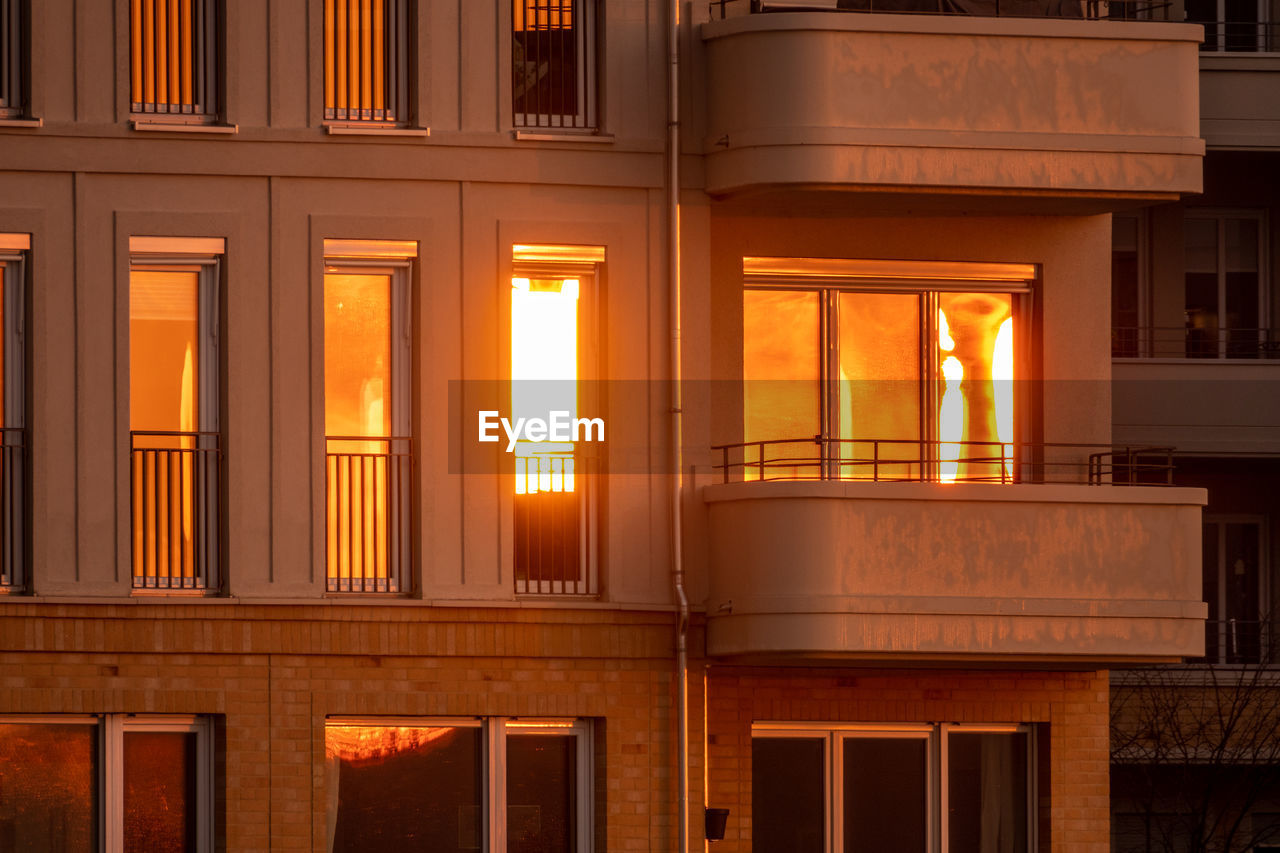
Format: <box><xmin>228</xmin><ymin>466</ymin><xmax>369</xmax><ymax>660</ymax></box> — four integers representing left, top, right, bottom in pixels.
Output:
<box><xmin>1193</xmin><ymin>19</ymin><xmax>1280</xmax><ymax>53</ymax></box>
<box><xmin>512</xmin><ymin>0</ymin><xmax>597</xmax><ymax>130</ymax></box>
<box><xmin>129</xmin><ymin>0</ymin><xmax>220</xmax><ymax>120</ymax></box>
<box><xmin>1112</xmin><ymin>326</ymin><xmax>1280</xmax><ymax>360</ymax></box>
<box><xmin>130</xmin><ymin>430</ymin><xmax>220</xmax><ymax>591</ymax></box>
<box><xmin>0</xmin><ymin>428</ymin><xmax>24</xmax><ymax>591</ymax></box>
<box><xmin>322</xmin><ymin>0</ymin><xmax>413</xmax><ymax>124</ymax></box>
<box><xmin>1191</xmin><ymin>619</ymin><xmax>1276</xmax><ymax>666</ymax></box>
<box><xmin>514</xmin><ymin>453</ymin><xmax>597</xmax><ymax>595</ymax></box>
<box><xmin>712</xmin><ymin>437</ymin><xmax>1176</xmax><ymax>485</ymax></box>
<box><xmin>0</xmin><ymin>0</ymin><xmax>25</xmax><ymax>119</ymax></box>
<box><xmin>325</xmin><ymin>435</ymin><xmax>412</xmax><ymax>594</ymax></box>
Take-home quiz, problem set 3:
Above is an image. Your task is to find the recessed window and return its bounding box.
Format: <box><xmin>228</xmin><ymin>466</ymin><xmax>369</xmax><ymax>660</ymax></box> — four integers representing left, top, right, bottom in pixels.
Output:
<box><xmin>510</xmin><ymin>245</ymin><xmax>602</xmax><ymax>595</ymax></box>
<box><xmin>752</xmin><ymin>724</ymin><xmax>1033</xmax><ymax>853</ymax></box>
<box><xmin>0</xmin><ymin>0</ymin><xmax>28</xmax><ymax>119</ymax></box>
<box><xmin>742</xmin><ymin>258</ymin><xmax>1030</xmax><ymax>483</ymax></box>
<box><xmin>1183</xmin><ymin>211</ymin><xmax>1270</xmax><ymax>359</ymax></box>
<box><xmin>129</xmin><ymin>0</ymin><xmax>222</xmax><ymax>123</ymax></box>
<box><xmin>1186</xmin><ymin>0</ymin><xmax>1276</xmax><ymax>51</ymax></box>
<box><xmin>323</xmin><ymin>0</ymin><xmax>414</xmax><ymax>127</ymax></box>
<box><xmin>325</xmin><ymin>717</ymin><xmax>594</xmax><ymax>852</ymax></box>
<box><xmin>0</xmin><ymin>714</ymin><xmax>215</xmax><ymax>851</ymax></box>
<box><xmin>322</xmin><ymin>239</ymin><xmax>415</xmax><ymax>593</ymax></box>
<box><xmin>0</xmin><ymin>234</ymin><xmax>27</xmax><ymax>592</ymax></box>
<box><xmin>129</xmin><ymin>237</ymin><xmax>223</xmax><ymax>592</ymax></box>
<box><xmin>1200</xmin><ymin>516</ymin><xmax>1267</xmax><ymax>663</ymax></box>
<box><xmin>511</xmin><ymin>0</ymin><xmax>598</xmax><ymax>131</ymax></box>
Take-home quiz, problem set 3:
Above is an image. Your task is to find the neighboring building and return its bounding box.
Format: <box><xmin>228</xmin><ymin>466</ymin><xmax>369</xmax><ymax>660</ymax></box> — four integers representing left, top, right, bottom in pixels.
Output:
<box><xmin>0</xmin><ymin>1</ymin><xmax>1228</xmax><ymax>852</ymax></box>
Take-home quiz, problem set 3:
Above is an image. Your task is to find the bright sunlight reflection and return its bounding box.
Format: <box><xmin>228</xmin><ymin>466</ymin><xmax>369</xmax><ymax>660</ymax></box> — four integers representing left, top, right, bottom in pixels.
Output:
<box><xmin>512</xmin><ymin>277</ymin><xmax>579</xmax><ymax>495</ymax></box>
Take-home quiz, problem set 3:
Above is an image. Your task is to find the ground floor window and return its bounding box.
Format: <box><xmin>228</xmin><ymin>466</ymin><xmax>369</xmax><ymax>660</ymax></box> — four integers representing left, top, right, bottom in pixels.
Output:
<box><xmin>752</xmin><ymin>723</ymin><xmax>1033</xmax><ymax>853</ymax></box>
<box><xmin>325</xmin><ymin>717</ymin><xmax>595</xmax><ymax>852</ymax></box>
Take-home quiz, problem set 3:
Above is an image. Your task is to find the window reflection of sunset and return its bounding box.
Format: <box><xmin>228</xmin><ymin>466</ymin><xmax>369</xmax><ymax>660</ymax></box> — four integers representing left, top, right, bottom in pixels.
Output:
<box><xmin>512</xmin><ymin>277</ymin><xmax>578</xmax><ymax>494</ymax></box>
<box><xmin>937</xmin><ymin>293</ymin><xmax>1014</xmax><ymax>482</ymax></box>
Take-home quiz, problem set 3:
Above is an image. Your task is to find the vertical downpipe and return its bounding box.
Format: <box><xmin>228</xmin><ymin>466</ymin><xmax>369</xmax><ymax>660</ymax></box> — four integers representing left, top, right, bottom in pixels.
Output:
<box><xmin>667</xmin><ymin>1</ymin><xmax>690</xmax><ymax>852</ymax></box>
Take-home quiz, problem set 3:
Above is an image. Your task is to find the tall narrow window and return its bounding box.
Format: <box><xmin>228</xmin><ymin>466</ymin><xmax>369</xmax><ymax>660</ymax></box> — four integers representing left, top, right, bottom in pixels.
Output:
<box><xmin>129</xmin><ymin>0</ymin><xmax>221</xmax><ymax>123</ymax></box>
<box><xmin>1183</xmin><ymin>212</ymin><xmax>1270</xmax><ymax>359</ymax></box>
<box><xmin>1111</xmin><ymin>213</ymin><xmax>1146</xmax><ymax>358</ymax></box>
<box><xmin>512</xmin><ymin>0</ymin><xmax>598</xmax><ymax>131</ymax></box>
<box><xmin>0</xmin><ymin>0</ymin><xmax>27</xmax><ymax>119</ymax></box>
<box><xmin>0</xmin><ymin>235</ymin><xmax>26</xmax><ymax>592</ymax></box>
<box><xmin>511</xmin><ymin>245</ymin><xmax>601</xmax><ymax>595</ymax></box>
<box><xmin>1201</xmin><ymin>516</ymin><xmax>1267</xmax><ymax>663</ymax></box>
<box><xmin>129</xmin><ymin>237</ymin><xmax>222</xmax><ymax>592</ymax></box>
<box><xmin>323</xmin><ymin>240</ymin><xmax>413</xmax><ymax>593</ymax></box>
<box><xmin>323</xmin><ymin>0</ymin><xmax>413</xmax><ymax>126</ymax></box>
<box><xmin>742</xmin><ymin>258</ymin><xmax>1029</xmax><ymax>483</ymax></box>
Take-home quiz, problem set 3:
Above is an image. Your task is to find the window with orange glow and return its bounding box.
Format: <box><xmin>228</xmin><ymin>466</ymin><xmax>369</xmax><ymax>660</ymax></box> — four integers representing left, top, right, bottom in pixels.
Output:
<box><xmin>743</xmin><ymin>266</ymin><xmax>1026</xmax><ymax>482</ymax></box>
<box><xmin>0</xmin><ymin>241</ymin><xmax>27</xmax><ymax>591</ymax></box>
<box><xmin>323</xmin><ymin>252</ymin><xmax>412</xmax><ymax>594</ymax></box>
<box><xmin>129</xmin><ymin>0</ymin><xmax>220</xmax><ymax>121</ymax></box>
<box><xmin>323</xmin><ymin>0</ymin><xmax>413</xmax><ymax>126</ymax></box>
<box><xmin>512</xmin><ymin>0</ymin><xmax>598</xmax><ymax>130</ymax></box>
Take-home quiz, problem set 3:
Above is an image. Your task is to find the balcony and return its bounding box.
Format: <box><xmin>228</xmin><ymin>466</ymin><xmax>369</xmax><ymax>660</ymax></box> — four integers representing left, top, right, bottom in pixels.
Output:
<box><xmin>700</xmin><ymin>8</ymin><xmax>1204</xmax><ymax>205</ymax></box>
<box><xmin>130</xmin><ymin>430</ymin><xmax>220</xmax><ymax>592</ymax></box>
<box><xmin>701</xmin><ymin>439</ymin><xmax>1207</xmax><ymax>662</ymax></box>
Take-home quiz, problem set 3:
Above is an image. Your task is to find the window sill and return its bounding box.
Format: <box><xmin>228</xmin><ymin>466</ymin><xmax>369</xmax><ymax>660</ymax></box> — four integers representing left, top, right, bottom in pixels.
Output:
<box><xmin>324</xmin><ymin>123</ymin><xmax>430</xmax><ymax>138</ymax></box>
<box><xmin>130</xmin><ymin>119</ymin><xmax>239</xmax><ymax>134</ymax></box>
<box><xmin>513</xmin><ymin>129</ymin><xmax>613</xmax><ymax>143</ymax></box>
<box><xmin>0</xmin><ymin>117</ymin><xmax>42</xmax><ymax>128</ymax></box>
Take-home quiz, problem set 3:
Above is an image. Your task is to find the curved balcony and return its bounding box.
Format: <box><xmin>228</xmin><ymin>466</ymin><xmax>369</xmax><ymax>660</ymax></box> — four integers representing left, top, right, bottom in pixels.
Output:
<box><xmin>700</xmin><ymin>12</ymin><xmax>1204</xmax><ymax>205</ymax></box>
<box><xmin>701</xmin><ymin>439</ymin><xmax>1207</xmax><ymax>663</ymax></box>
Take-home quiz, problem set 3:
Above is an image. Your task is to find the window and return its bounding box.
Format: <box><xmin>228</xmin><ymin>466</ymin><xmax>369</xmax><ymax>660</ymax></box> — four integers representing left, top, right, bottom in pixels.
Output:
<box><xmin>0</xmin><ymin>235</ymin><xmax>26</xmax><ymax>592</ymax></box>
<box><xmin>742</xmin><ymin>257</ymin><xmax>1031</xmax><ymax>483</ymax></box>
<box><xmin>129</xmin><ymin>236</ymin><xmax>222</xmax><ymax>592</ymax></box>
<box><xmin>0</xmin><ymin>714</ymin><xmax>215</xmax><ymax>852</ymax></box>
<box><xmin>510</xmin><ymin>245</ymin><xmax>602</xmax><ymax>595</ymax></box>
<box><xmin>129</xmin><ymin>0</ymin><xmax>222</xmax><ymax>123</ymax></box>
<box><xmin>753</xmin><ymin>723</ymin><xmax>1033</xmax><ymax>853</ymax></box>
<box><xmin>0</xmin><ymin>0</ymin><xmax>27</xmax><ymax>119</ymax></box>
<box><xmin>324</xmin><ymin>717</ymin><xmax>594</xmax><ymax>852</ymax></box>
<box><xmin>1186</xmin><ymin>0</ymin><xmax>1278</xmax><ymax>52</ymax></box>
<box><xmin>1201</xmin><ymin>516</ymin><xmax>1269</xmax><ymax>663</ymax></box>
<box><xmin>1184</xmin><ymin>212</ymin><xmax>1271</xmax><ymax>359</ymax></box>
<box><xmin>511</xmin><ymin>0</ymin><xmax>598</xmax><ymax>131</ymax></box>
<box><xmin>323</xmin><ymin>0</ymin><xmax>414</xmax><ymax>127</ymax></box>
<box><xmin>323</xmin><ymin>239</ymin><xmax>414</xmax><ymax>593</ymax></box>
<box><xmin>1111</xmin><ymin>213</ymin><xmax>1148</xmax><ymax>358</ymax></box>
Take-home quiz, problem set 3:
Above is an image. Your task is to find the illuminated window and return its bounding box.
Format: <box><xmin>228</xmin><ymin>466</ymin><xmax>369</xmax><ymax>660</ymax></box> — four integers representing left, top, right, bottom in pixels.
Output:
<box><xmin>129</xmin><ymin>237</ymin><xmax>222</xmax><ymax>592</ymax></box>
<box><xmin>323</xmin><ymin>240</ymin><xmax>414</xmax><ymax>593</ymax></box>
<box><xmin>325</xmin><ymin>717</ymin><xmax>594</xmax><ymax>852</ymax></box>
<box><xmin>742</xmin><ymin>258</ymin><xmax>1030</xmax><ymax>483</ymax></box>
<box><xmin>1183</xmin><ymin>211</ymin><xmax>1269</xmax><ymax>359</ymax></box>
<box><xmin>0</xmin><ymin>0</ymin><xmax>28</xmax><ymax>119</ymax></box>
<box><xmin>752</xmin><ymin>724</ymin><xmax>1033</xmax><ymax>853</ymax></box>
<box><xmin>0</xmin><ymin>714</ymin><xmax>215</xmax><ymax>852</ymax></box>
<box><xmin>129</xmin><ymin>0</ymin><xmax>221</xmax><ymax>123</ymax></box>
<box><xmin>511</xmin><ymin>0</ymin><xmax>598</xmax><ymax>131</ymax></box>
<box><xmin>323</xmin><ymin>0</ymin><xmax>414</xmax><ymax>126</ymax></box>
<box><xmin>511</xmin><ymin>245</ymin><xmax>602</xmax><ymax>595</ymax></box>
<box><xmin>0</xmin><ymin>235</ymin><xmax>26</xmax><ymax>591</ymax></box>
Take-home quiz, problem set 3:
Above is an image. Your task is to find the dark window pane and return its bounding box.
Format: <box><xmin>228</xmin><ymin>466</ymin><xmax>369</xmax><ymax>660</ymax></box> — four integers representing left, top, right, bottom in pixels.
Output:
<box><xmin>123</xmin><ymin>730</ymin><xmax>197</xmax><ymax>853</ymax></box>
<box><xmin>0</xmin><ymin>723</ymin><xmax>98</xmax><ymax>853</ymax></box>
<box><xmin>844</xmin><ymin>737</ymin><xmax>927</xmax><ymax>853</ymax></box>
<box><xmin>752</xmin><ymin>737</ymin><xmax>824</xmax><ymax>853</ymax></box>
<box><xmin>507</xmin><ymin>733</ymin><xmax>577</xmax><ymax>853</ymax></box>
<box><xmin>1203</xmin><ymin>521</ymin><xmax>1220</xmax><ymax>662</ymax></box>
<box><xmin>947</xmin><ymin>732</ymin><xmax>1028</xmax><ymax>853</ymax></box>
<box><xmin>326</xmin><ymin>725</ymin><xmax>483</xmax><ymax>853</ymax></box>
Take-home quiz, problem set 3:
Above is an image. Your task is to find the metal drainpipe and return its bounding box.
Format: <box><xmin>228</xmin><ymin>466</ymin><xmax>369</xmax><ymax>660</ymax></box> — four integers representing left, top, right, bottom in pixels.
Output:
<box><xmin>667</xmin><ymin>0</ymin><xmax>690</xmax><ymax>851</ymax></box>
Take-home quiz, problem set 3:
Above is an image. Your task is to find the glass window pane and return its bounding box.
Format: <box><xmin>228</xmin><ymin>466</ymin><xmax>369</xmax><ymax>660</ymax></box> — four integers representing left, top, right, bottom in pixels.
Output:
<box><xmin>324</xmin><ymin>273</ymin><xmax>392</xmax><ymax>440</ymax></box>
<box><xmin>325</xmin><ymin>725</ymin><xmax>483</xmax><ymax>853</ymax></box>
<box><xmin>123</xmin><ymin>730</ymin><xmax>197</xmax><ymax>853</ymax></box>
<box><xmin>130</xmin><ymin>270</ymin><xmax>200</xmax><ymax>434</ymax></box>
<box><xmin>1111</xmin><ymin>217</ymin><xmax>1140</xmax><ymax>357</ymax></box>
<box><xmin>947</xmin><ymin>732</ymin><xmax>1028</xmax><ymax>853</ymax></box>
<box><xmin>743</xmin><ymin>290</ymin><xmax>820</xmax><ymax>479</ymax></box>
<box><xmin>843</xmin><ymin>737</ymin><xmax>927</xmax><ymax>853</ymax></box>
<box><xmin>936</xmin><ymin>293</ymin><xmax>1014</xmax><ymax>482</ymax></box>
<box><xmin>0</xmin><ymin>722</ymin><xmax>98</xmax><ymax>852</ymax></box>
<box><xmin>506</xmin><ymin>732</ymin><xmax>577</xmax><ymax>853</ymax></box>
<box><xmin>0</xmin><ymin>265</ymin><xmax>5</xmax><ymax>428</ymax></box>
<box><xmin>836</xmin><ymin>292</ymin><xmax>920</xmax><ymax>479</ymax></box>
<box><xmin>752</xmin><ymin>737</ymin><xmax>824</xmax><ymax>853</ymax></box>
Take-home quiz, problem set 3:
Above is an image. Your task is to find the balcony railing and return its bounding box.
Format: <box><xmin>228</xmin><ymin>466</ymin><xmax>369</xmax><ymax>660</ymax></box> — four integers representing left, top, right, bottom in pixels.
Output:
<box><xmin>1112</xmin><ymin>326</ymin><xmax>1280</xmax><ymax>360</ymax></box>
<box><xmin>1195</xmin><ymin>19</ymin><xmax>1280</xmax><ymax>52</ymax></box>
<box><xmin>725</xmin><ymin>0</ymin><xmax>1173</xmax><ymax>20</ymax></box>
<box><xmin>712</xmin><ymin>438</ymin><xmax>1175</xmax><ymax>484</ymax></box>
<box><xmin>514</xmin><ymin>452</ymin><xmax>597</xmax><ymax>595</ymax></box>
<box><xmin>130</xmin><ymin>430</ymin><xmax>220</xmax><ymax>591</ymax></box>
<box><xmin>1190</xmin><ymin>619</ymin><xmax>1278</xmax><ymax>665</ymax></box>
<box><xmin>0</xmin><ymin>428</ymin><xmax>24</xmax><ymax>591</ymax></box>
<box><xmin>326</xmin><ymin>435</ymin><xmax>412</xmax><ymax>593</ymax></box>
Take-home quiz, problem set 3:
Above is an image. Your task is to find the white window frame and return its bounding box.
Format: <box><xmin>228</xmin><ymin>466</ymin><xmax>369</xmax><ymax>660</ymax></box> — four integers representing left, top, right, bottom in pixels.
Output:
<box><xmin>0</xmin><ymin>713</ymin><xmax>215</xmax><ymax>853</ymax></box>
<box><xmin>1183</xmin><ymin>210</ymin><xmax>1270</xmax><ymax>359</ymax></box>
<box><xmin>324</xmin><ymin>716</ymin><xmax>594</xmax><ymax>853</ymax></box>
<box><xmin>0</xmin><ymin>234</ymin><xmax>27</xmax><ymax>592</ymax></box>
<box><xmin>752</xmin><ymin>722</ymin><xmax>1035</xmax><ymax>853</ymax></box>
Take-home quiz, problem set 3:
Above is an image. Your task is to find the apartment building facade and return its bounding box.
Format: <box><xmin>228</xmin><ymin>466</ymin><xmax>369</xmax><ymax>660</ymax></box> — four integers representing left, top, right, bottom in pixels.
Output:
<box><xmin>0</xmin><ymin>1</ymin><xmax>1228</xmax><ymax>851</ymax></box>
